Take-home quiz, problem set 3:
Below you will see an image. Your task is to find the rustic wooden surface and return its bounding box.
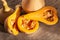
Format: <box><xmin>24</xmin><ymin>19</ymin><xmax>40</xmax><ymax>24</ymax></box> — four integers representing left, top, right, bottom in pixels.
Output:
<box><xmin>0</xmin><ymin>0</ymin><xmax>60</xmax><ymax>40</ymax></box>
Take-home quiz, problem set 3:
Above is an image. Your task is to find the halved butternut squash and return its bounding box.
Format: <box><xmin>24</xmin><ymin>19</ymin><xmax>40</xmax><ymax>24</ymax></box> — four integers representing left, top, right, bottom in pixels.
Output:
<box><xmin>4</xmin><ymin>5</ymin><xmax>21</xmax><ymax>35</ymax></box>
<box><xmin>24</xmin><ymin>6</ymin><xmax>58</xmax><ymax>25</ymax></box>
<box><xmin>17</xmin><ymin>16</ymin><xmax>39</xmax><ymax>34</ymax></box>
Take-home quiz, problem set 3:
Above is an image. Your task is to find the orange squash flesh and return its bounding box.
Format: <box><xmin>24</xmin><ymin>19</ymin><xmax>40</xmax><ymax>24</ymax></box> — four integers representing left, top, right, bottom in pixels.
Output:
<box><xmin>17</xmin><ymin>16</ymin><xmax>39</xmax><ymax>34</ymax></box>
<box><xmin>4</xmin><ymin>5</ymin><xmax>21</xmax><ymax>35</ymax></box>
<box><xmin>23</xmin><ymin>6</ymin><xmax>58</xmax><ymax>25</ymax></box>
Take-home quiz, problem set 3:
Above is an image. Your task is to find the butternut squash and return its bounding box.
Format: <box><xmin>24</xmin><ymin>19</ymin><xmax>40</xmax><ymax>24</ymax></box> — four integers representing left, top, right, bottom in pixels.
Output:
<box><xmin>22</xmin><ymin>0</ymin><xmax>45</xmax><ymax>12</ymax></box>
<box><xmin>17</xmin><ymin>16</ymin><xmax>39</xmax><ymax>34</ymax></box>
<box><xmin>23</xmin><ymin>6</ymin><xmax>58</xmax><ymax>25</ymax></box>
<box><xmin>4</xmin><ymin>5</ymin><xmax>21</xmax><ymax>35</ymax></box>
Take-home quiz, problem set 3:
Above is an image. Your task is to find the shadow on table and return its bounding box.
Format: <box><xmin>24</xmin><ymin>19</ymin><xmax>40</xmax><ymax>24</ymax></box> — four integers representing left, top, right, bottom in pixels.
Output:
<box><xmin>0</xmin><ymin>23</ymin><xmax>7</xmax><ymax>33</ymax></box>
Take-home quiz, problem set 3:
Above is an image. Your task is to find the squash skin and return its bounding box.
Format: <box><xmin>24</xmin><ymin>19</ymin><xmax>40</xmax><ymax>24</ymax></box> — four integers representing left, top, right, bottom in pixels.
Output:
<box><xmin>0</xmin><ymin>8</ymin><xmax>13</xmax><ymax>24</ymax></box>
<box><xmin>24</xmin><ymin>6</ymin><xmax>58</xmax><ymax>25</ymax></box>
<box><xmin>17</xmin><ymin>16</ymin><xmax>39</xmax><ymax>34</ymax></box>
<box><xmin>0</xmin><ymin>0</ymin><xmax>14</xmax><ymax>24</ymax></box>
<box><xmin>22</xmin><ymin>0</ymin><xmax>45</xmax><ymax>12</ymax></box>
<box><xmin>4</xmin><ymin>5</ymin><xmax>21</xmax><ymax>36</ymax></box>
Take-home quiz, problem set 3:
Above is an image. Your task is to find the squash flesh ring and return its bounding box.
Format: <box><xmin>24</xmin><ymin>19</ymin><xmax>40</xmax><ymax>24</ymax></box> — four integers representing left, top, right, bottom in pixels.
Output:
<box><xmin>24</xmin><ymin>6</ymin><xmax>58</xmax><ymax>25</ymax></box>
<box><xmin>17</xmin><ymin>16</ymin><xmax>39</xmax><ymax>34</ymax></box>
<box><xmin>4</xmin><ymin>5</ymin><xmax>20</xmax><ymax>35</ymax></box>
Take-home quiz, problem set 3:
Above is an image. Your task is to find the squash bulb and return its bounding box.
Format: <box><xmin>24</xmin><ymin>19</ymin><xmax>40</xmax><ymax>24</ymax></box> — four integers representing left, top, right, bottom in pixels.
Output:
<box><xmin>17</xmin><ymin>16</ymin><xmax>39</xmax><ymax>34</ymax></box>
<box><xmin>4</xmin><ymin>5</ymin><xmax>21</xmax><ymax>36</ymax></box>
<box><xmin>22</xmin><ymin>0</ymin><xmax>45</xmax><ymax>12</ymax></box>
<box><xmin>24</xmin><ymin>6</ymin><xmax>58</xmax><ymax>25</ymax></box>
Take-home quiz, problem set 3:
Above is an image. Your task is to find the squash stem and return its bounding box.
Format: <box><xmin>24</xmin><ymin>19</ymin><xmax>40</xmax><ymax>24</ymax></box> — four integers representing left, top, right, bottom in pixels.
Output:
<box><xmin>1</xmin><ymin>0</ymin><xmax>11</xmax><ymax>12</ymax></box>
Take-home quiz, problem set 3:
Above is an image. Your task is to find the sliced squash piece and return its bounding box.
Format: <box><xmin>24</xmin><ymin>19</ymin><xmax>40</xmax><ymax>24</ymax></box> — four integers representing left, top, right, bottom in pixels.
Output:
<box><xmin>24</xmin><ymin>6</ymin><xmax>58</xmax><ymax>25</ymax></box>
<box><xmin>4</xmin><ymin>5</ymin><xmax>21</xmax><ymax>35</ymax></box>
<box><xmin>17</xmin><ymin>16</ymin><xmax>39</xmax><ymax>34</ymax></box>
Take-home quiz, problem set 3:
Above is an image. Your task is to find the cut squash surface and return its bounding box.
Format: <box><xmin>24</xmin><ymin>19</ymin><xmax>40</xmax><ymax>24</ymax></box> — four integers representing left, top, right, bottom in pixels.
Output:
<box><xmin>4</xmin><ymin>5</ymin><xmax>21</xmax><ymax>35</ymax></box>
<box><xmin>24</xmin><ymin>6</ymin><xmax>58</xmax><ymax>25</ymax></box>
<box><xmin>17</xmin><ymin>16</ymin><xmax>39</xmax><ymax>34</ymax></box>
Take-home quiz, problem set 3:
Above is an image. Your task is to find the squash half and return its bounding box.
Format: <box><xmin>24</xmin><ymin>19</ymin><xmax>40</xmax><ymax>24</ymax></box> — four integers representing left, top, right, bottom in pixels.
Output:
<box><xmin>4</xmin><ymin>5</ymin><xmax>21</xmax><ymax>35</ymax></box>
<box><xmin>17</xmin><ymin>16</ymin><xmax>39</xmax><ymax>34</ymax></box>
<box><xmin>24</xmin><ymin>6</ymin><xmax>58</xmax><ymax>25</ymax></box>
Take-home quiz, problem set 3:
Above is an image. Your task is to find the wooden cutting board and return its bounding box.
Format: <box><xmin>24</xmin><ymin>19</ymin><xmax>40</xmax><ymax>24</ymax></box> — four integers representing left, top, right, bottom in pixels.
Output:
<box><xmin>0</xmin><ymin>0</ymin><xmax>60</xmax><ymax>40</ymax></box>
